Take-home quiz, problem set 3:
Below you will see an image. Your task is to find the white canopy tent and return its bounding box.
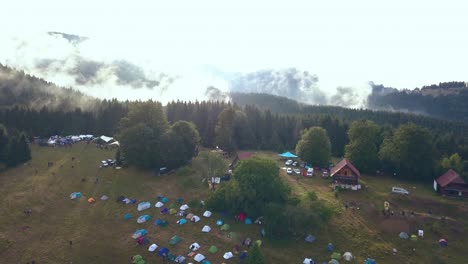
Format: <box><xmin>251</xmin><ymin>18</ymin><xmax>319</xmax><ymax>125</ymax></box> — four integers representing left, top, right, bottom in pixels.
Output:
<box><xmin>100</xmin><ymin>135</ymin><xmax>114</xmax><ymax>143</ymax></box>
<box><xmin>148</xmin><ymin>243</ymin><xmax>158</xmax><ymax>252</ymax></box>
<box><xmin>223</xmin><ymin>252</ymin><xmax>234</xmax><ymax>259</ymax></box>
<box><xmin>189</xmin><ymin>243</ymin><xmax>201</xmax><ymax>251</ymax></box>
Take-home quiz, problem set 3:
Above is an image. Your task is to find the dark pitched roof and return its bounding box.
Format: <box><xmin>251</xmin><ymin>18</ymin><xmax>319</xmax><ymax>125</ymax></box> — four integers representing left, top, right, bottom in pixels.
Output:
<box><xmin>238</xmin><ymin>152</ymin><xmax>253</xmax><ymax>160</ymax></box>
<box><xmin>436</xmin><ymin>169</ymin><xmax>466</xmax><ymax>188</ymax></box>
<box><xmin>330</xmin><ymin>159</ymin><xmax>361</xmax><ymax>177</ymax></box>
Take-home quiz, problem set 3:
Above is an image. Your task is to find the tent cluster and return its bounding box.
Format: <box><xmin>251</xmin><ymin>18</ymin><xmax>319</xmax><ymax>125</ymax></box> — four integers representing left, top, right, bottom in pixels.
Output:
<box><xmin>119</xmin><ymin>194</ymin><xmax>262</xmax><ymax>263</ymax></box>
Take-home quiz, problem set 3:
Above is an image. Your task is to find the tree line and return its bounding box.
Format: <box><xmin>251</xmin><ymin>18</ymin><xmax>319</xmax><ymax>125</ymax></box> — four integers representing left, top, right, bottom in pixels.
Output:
<box><xmin>296</xmin><ymin>121</ymin><xmax>468</xmax><ymax>181</ymax></box>
<box><xmin>0</xmin><ymin>124</ymin><xmax>31</xmax><ymax>169</ymax></box>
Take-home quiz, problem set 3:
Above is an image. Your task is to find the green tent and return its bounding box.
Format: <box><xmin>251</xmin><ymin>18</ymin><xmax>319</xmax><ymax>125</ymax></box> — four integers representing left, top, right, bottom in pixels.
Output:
<box><xmin>255</xmin><ymin>240</ymin><xmax>262</xmax><ymax>247</ymax></box>
<box><xmin>132</xmin><ymin>255</ymin><xmax>146</xmax><ymax>264</ymax></box>
<box><xmin>209</xmin><ymin>245</ymin><xmax>218</xmax><ymax>254</ymax></box>
<box><xmin>329</xmin><ymin>259</ymin><xmax>340</xmax><ymax>264</ymax></box>
<box><xmin>228</xmin><ymin>232</ymin><xmax>237</xmax><ymax>239</ymax></box>
<box><xmin>331</xmin><ymin>252</ymin><xmax>342</xmax><ymax>260</ymax></box>
<box><xmin>221</xmin><ymin>224</ymin><xmax>230</xmax><ymax>231</ymax></box>
<box><xmin>168</xmin><ymin>203</ymin><xmax>176</xmax><ymax>209</ymax></box>
<box><xmin>169</xmin><ymin>235</ymin><xmax>182</xmax><ymax>245</ymax></box>
<box><xmin>411</xmin><ymin>234</ymin><xmax>418</xmax><ymax>241</ymax></box>
<box><xmin>160</xmin><ymin>220</ymin><xmax>169</xmax><ymax>227</ymax></box>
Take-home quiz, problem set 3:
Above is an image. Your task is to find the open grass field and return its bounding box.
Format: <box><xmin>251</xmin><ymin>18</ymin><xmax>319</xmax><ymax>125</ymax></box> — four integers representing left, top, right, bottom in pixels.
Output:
<box><xmin>0</xmin><ymin>145</ymin><xmax>467</xmax><ymax>263</ymax></box>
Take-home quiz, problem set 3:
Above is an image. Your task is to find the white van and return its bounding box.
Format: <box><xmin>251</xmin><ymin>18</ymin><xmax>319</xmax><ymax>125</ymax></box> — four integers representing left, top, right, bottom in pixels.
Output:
<box><xmin>391</xmin><ymin>187</ymin><xmax>409</xmax><ymax>195</ymax></box>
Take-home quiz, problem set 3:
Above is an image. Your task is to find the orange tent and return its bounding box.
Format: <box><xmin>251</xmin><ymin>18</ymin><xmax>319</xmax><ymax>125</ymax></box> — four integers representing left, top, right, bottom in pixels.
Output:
<box><xmin>88</xmin><ymin>197</ymin><xmax>96</xmax><ymax>203</ymax></box>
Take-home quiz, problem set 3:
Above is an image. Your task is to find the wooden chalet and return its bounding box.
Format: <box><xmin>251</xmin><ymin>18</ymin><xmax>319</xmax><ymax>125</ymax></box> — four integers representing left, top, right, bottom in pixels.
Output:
<box><xmin>434</xmin><ymin>169</ymin><xmax>468</xmax><ymax>198</ymax></box>
<box><xmin>330</xmin><ymin>159</ymin><xmax>361</xmax><ymax>186</ymax></box>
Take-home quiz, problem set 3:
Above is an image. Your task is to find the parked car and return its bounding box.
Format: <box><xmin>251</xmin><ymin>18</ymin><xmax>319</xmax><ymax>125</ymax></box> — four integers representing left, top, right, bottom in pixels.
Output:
<box><xmin>292</xmin><ymin>161</ymin><xmax>299</xmax><ymax>167</ymax></box>
<box><xmin>392</xmin><ymin>187</ymin><xmax>409</xmax><ymax>195</ymax></box>
<box><xmin>322</xmin><ymin>170</ymin><xmax>329</xmax><ymax>177</ymax></box>
<box><xmin>285</xmin><ymin>160</ymin><xmax>294</xmax><ymax>166</ymax></box>
<box><xmin>307</xmin><ymin>168</ymin><xmax>314</xmax><ymax>177</ymax></box>
<box><xmin>287</xmin><ymin>168</ymin><xmax>293</xmax><ymax>175</ymax></box>
<box><xmin>293</xmin><ymin>168</ymin><xmax>301</xmax><ymax>175</ymax></box>
<box><xmin>221</xmin><ymin>174</ymin><xmax>231</xmax><ymax>181</ymax></box>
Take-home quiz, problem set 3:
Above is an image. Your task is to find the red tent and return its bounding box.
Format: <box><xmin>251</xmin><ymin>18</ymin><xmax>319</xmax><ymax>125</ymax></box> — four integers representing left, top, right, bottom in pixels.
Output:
<box><xmin>236</xmin><ymin>212</ymin><xmax>247</xmax><ymax>221</ymax></box>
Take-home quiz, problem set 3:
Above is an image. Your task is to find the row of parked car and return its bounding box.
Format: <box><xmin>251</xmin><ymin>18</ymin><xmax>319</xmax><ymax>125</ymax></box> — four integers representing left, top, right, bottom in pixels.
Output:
<box><xmin>100</xmin><ymin>159</ymin><xmax>116</xmax><ymax>167</ymax></box>
<box><xmin>285</xmin><ymin>159</ymin><xmax>314</xmax><ymax>176</ymax></box>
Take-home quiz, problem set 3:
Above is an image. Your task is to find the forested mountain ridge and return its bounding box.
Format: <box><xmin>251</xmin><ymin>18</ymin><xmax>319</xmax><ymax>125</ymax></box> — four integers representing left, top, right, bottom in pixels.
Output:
<box><xmin>0</xmin><ymin>63</ymin><xmax>98</xmax><ymax>110</ymax></box>
<box><xmin>367</xmin><ymin>82</ymin><xmax>468</xmax><ymax>122</ymax></box>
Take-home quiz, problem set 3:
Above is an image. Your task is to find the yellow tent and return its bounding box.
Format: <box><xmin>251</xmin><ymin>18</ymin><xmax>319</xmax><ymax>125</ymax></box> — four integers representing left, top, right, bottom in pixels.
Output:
<box><xmin>169</xmin><ymin>208</ymin><xmax>177</xmax><ymax>215</ymax></box>
<box><xmin>88</xmin><ymin>197</ymin><xmax>96</xmax><ymax>203</ymax></box>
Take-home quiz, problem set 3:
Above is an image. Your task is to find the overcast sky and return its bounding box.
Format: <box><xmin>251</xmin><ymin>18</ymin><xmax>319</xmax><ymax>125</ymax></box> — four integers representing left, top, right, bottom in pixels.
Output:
<box><xmin>1</xmin><ymin>0</ymin><xmax>467</xmax><ymax>101</ymax></box>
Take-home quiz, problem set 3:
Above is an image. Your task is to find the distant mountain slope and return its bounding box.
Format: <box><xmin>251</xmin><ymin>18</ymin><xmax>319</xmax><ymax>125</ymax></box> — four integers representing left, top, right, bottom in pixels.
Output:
<box><xmin>0</xmin><ymin>63</ymin><xmax>98</xmax><ymax>110</ymax></box>
<box><xmin>230</xmin><ymin>92</ymin><xmax>468</xmax><ymax>138</ymax></box>
<box><xmin>367</xmin><ymin>82</ymin><xmax>468</xmax><ymax>123</ymax></box>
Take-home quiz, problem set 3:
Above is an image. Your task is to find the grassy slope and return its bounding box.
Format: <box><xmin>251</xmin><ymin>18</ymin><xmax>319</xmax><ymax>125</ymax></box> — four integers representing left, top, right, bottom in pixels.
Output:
<box><xmin>0</xmin><ymin>145</ymin><xmax>467</xmax><ymax>263</ymax></box>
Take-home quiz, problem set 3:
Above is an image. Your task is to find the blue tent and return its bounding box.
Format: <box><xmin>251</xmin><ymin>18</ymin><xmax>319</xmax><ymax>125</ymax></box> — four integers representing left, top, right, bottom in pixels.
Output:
<box><xmin>244</xmin><ymin>218</ymin><xmax>252</xmax><ymax>225</ymax></box>
<box><xmin>70</xmin><ymin>192</ymin><xmax>82</xmax><ymax>199</ymax></box>
<box><xmin>137</xmin><ymin>215</ymin><xmax>151</xmax><ymax>223</ymax></box>
<box><xmin>326</xmin><ymin>243</ymin><xmax>335</xmax><ymax>252</ymax></box>
<box><xmin>124</xmin><ymin>213</ymin><xmax>132</xmax><ymax>220</ymax></box>
<box><xmin>216</xmin><ymin>220</ymin><xmax>224</xmax><ymax>226</ymax></box>
<box><xmin>365</xmin><ymin>258</ymin><xmax>376</xmax><ymax>264</ymax></box>
<box><xmin>177</xmin><ymin>218</ymin><xmax>187</xmax><ymax>225</ymax></box>
<box><xmin>202</xmin><ymin>260</ymin><xmax>211</xmax><ymax>264</ymax></box>
<box><xmin>158</xmin><ymin>247</ymin><xmax>169</xmax><ymax>257</ymax></box>
<box><xmin>240</xmin><ymin>251</ymin><xmax>248</xmax><ymax>260</ymax></box>
<box><xmin>154</xmin><ymin>219</ymin><xmax>163</xmax><ymax>226</ymax></box>
<box><xmin>278</xmin><ymin>152</ymin><xmax>298</xmax><ymax>158</ymax></box>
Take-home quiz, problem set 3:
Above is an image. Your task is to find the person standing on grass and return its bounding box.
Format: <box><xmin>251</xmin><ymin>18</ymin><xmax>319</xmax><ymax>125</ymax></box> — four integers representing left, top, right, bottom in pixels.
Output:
<box><xmin>69</xmin><ymin>240</ymin><xmax>73</xmax><ymax>247</ymax></box>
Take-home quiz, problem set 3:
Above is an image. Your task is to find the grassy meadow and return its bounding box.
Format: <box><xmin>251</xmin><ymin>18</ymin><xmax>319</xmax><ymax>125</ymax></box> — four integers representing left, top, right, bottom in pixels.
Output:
<box><xmin>0</xmin><ymin>144</ymin><xmax>466</xmax><ymax>263</ymax></box>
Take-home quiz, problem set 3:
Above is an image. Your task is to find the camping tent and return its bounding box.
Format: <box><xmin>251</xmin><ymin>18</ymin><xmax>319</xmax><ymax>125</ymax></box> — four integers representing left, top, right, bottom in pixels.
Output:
<box><xmin>180</xmin><ymin>204</ymin><xmax>189</xmax><ymax>210</ymax></box>
<box><xmin>278</xmin><ymin>152</ymin><xmax>298</xmax><ymax>158</ymax></box>
<box><xmin>202</xmin><ymin>225</ymin><xmax>211</xmax><ymax>233</ymax></box>
<box><xmin>203</xmin><ymin>211</ymin><xmax>212</xmax><ymax>217</ymax></box>
<box><xmin>88</xmin><ymin>197</ymin><xmax>96</xmax><ymax>203</ymax></box>
<box><xmin>331</xmin><ymin>252</ymin><xmax>341</xmax><ymax>260</ymax></box>
<box><xmin>201</xmin><ymin>260</ymin><xmax>211</xmax><ymax>264</ymax></box>
<box><xmin>223</xmin><ymin>252</ymin><xmax>233</xmax><ymax>259</ymax></box>
<box><xmin>70</xmin><ymin>192</ymin><xmax>82</xmax><ymax>199</ymax></box>
<box><xmin>100</xmin><ymin>195</ymin><xmax>109</xmax><ymax>201</ymax></box>
<box><xmin>148</xmin><ymin>243</ymin><xmax>158</xmax><ymax>252</ymax></box>
<box><xmin>364</xmin><ymin>258</ymin><xmax>376</xmax><ymax>264</ymax></box>
<box><xmin>100</xmin><ymin>135</ymin><xmax>114</xmax><ymax>143</ymax></box>
<box><xmin>399</xmin><ymin>232</ymin><xmax>409</xmax><ymax>239</ymax></box>
<box><xmin>191</xmin><ymin>215</ymin><xmax>201</xmax><ymax>222</ymax></box>
<box><xmin>209</xmin><ymin>245</ymin><xmax>218</xmax><ymax>254</ymax></box>
<box><xmin>221</xmin><ymin>224</ymin><xmax>230</xmax><ymax>231</ymax></box>
<box><xmin>216</xmin><ymin>219</ymin><xmax>224</xmax><ymax>226</ymax></box>
<box><xmin>155</xmin><ymin>201</ymin><xmax>164</xmax><ymax>208</ymax></box>
<box><xmin>342</xmin><ymin>252</ymin><xmax>353</xmax><ymax>261</ymax></box>
<box><xmin>137</xmin><ymin>215</ymin><xmax>151</xmax><ymax>224</ymax></box>
<box><xmin>186</xmin><ymin>213</ymin><xmax>195</xmax><ymax>220</ymax></box>
<box><xmin>228</xmin><ymin>232</ymin><xmax>237</xmax><ymax>239</ymax></box>
<box><xmin>410</xmin><ymin>234</ymin><xmax>418</xmax><ymax>241</ymax></box>
<box><xmin>137</xmin><ymin>236</ymin><xmax>149</xmax><ymax>245</ymax></box>
<box><xmin>326</xmin><ymin>243</ymin><xmax>335</xmax><ymax>252</ymax></box>
<box><xmin>190</xmin><ymin>242</ymin><xmax>201</xmax><ymax>251</ymax></box>
<box><xmin>305</xmin><ymin>234</ymin><xmax>316</xmax><ymax>243</ymax></box>
<box><xmin>132</xmin><ymin>229</ymin><xmax>148</xmax><ymax>239</ymax></box>
<box><xmin>132</xmin><ymin>255</ymin><xmax>146</xmax><ymax>264</ymax></box>
<box><xmin>303</xmin><ymin>258</ymin><xmax>315</xmax><ymax>264</ymax></box>
<box><xmin>329</xmin><ymin>259</ymin><xmax>340</xmax><ymax>264</ymax></box>
<box><xmin>418</xmin><ymin>230</ymin><xmax>424</xmax><ymax>237</ymax></box>
<box><xmin>124</xmin><ymin>213</ymin><xmax>132</xmax><ymax>220</ymax></box>
<box><xmin>194</xmin><ymin>253</ymin><xmax>205</xmax><ymax>262</ymax></box>
<box><xmin>158</xmin><ymin>247</ymin><xmax>169</xmax><ymax>257</ymax></box>
<box><xmin>161</xmin><ymin>197</ymin><xmax>169</xmax><ymax>203</ymax></box>
<box><xmin>169</xmin><ymin>208</ymin><xmax>177</xmax><ymax>215</ymax></box>
<box><xmin>160</xmin><ymin>208</ymin><xmax>169</xmax><ymax>214</ymax></box>
<box><xmin>177</xmin><ymin>218</ymin><xmax>188</xmax><ymax>225</ymax></box>
<box><xmin>245</xmin><ymin>218</ymin><xmax>252</xmax><ymax>224</ymax></box>
<box><xmin>169</xmin><ymin>235</ymin><xmax>182</xmax><ymax>245</ymax></box>
<box><xmin>175</xmin><ymin>255</ymin><xmax>186</xmax><ymax>263</ymax></box>
<box><xmin>236</xmin><ymin>212</ymin><xmax>247</xmax><ymax>221</ymax></box>
<box><xmin>439</xmin><ymin>239</ymin><xmax>448</xmax><ymax>247</ymax></box>
<box><xmin>138</xmin><ymin>202</ymin><xmax>151</xmax><ymax>211</ymax></box>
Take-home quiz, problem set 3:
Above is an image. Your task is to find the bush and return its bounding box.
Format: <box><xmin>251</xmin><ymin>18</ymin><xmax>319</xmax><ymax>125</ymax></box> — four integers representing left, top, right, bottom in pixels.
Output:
<box><xmin>176</xmin><ymin>166</ymin><xmax>192</xmax><ymax>177</ymax></box>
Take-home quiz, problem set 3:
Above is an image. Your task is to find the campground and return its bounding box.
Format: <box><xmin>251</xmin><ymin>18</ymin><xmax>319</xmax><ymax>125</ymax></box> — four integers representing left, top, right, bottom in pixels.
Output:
<box><xmin>0</xmin><ymin>144</ymin><xmax>467</xmax><ymax>263</ymax></box>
